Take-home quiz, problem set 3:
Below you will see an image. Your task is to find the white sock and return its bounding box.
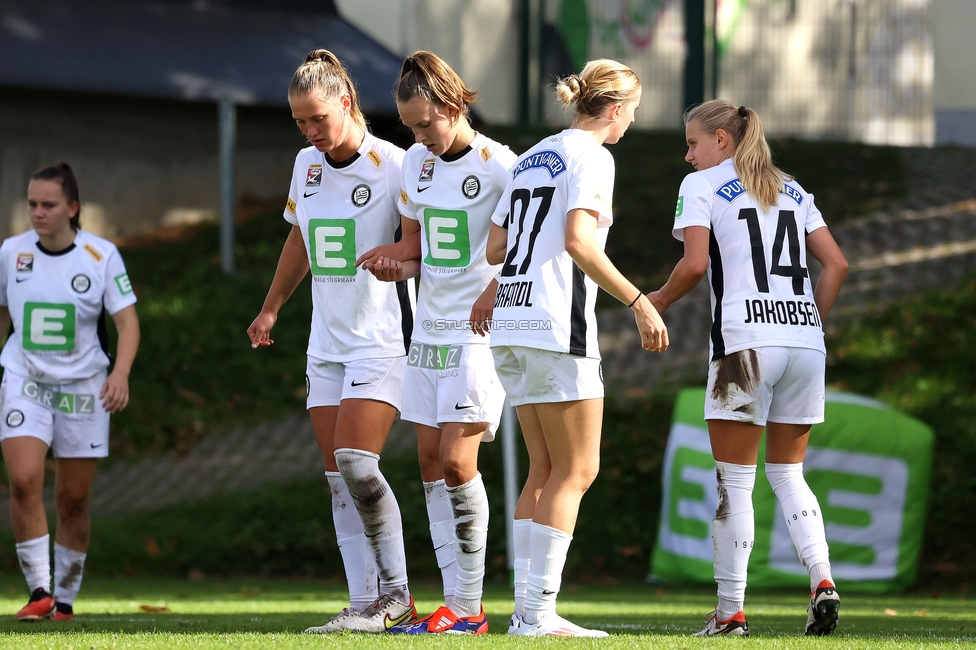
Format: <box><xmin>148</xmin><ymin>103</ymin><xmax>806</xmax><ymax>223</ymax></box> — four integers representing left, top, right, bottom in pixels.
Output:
<box><xmin>523</xmin><ymin>523</ymin><xmax>572</xmax><ymax>625</ymax></box>
<box><xmin>16</xmin><ymin>535</ymin><xmax>50</xmax><ymax>594</ymax></box>
<box><xmin>423</xmin><ymin>479</ymin><xmax>456</xmax><ymax>605</ymax></box>
<box><xmin>52</xmin><ymin>543</ymin><xmax>86</xmax><ymax>606</ymax></box>
<box><xmin>446</xmin><ymin>473</ymin><xmax>489</xmax><ymax>617</ymax></box>
<box><xmin>766</xmin><ymin>462</ymin><xmax>833</xmax><ymax>591</ymax></box>
<box><xmin>326</xmin><ymin>471</ymin><xmax>378</xmax><ymax>611</ymax></box>
<box><xmin>713</xmin><ymin>461</ymin><xmax>756</xmax><ymax>621</ymax></box>
<box><xmin>512</xmin><ymin>519</ymin><xmax>532</xmax><ymax>617</ymax></box>
<box><xmin>334</xmin><ymin>448</ymin><xmax>409</xmax><ymax>603</ymax></box>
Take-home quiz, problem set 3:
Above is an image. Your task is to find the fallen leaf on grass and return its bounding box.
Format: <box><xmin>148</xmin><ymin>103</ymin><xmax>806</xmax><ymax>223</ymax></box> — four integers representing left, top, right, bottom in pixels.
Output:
<box><xmin>913</xmin><ymin>609</ymin><xmax>929</xmax><ymax>616</ymax></box>
<box><xmin>139</xmin><ymin>605</ymin><xmax>172</xmax><ymax>613</ymax></box>
<box><xmin>884</xmin><ymin>608</ymin><xmax>898</xmax><ymax>616</ymax></box>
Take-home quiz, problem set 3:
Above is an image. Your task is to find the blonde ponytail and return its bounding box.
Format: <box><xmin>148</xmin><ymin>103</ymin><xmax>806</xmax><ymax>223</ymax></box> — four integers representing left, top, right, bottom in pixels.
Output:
<box><xmin>289</xmin><ymin>49</ymin><xmax>367</xmax><ymax>130</ymax></box>
<box><xmin>684</xmin><ymin>100</ymin><xmax>788</xmax><ymax>212</ymax></box>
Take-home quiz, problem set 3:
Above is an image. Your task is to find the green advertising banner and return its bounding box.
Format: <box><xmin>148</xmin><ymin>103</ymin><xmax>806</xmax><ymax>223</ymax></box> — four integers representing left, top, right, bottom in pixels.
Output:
<box><xmin>650</xmin><ymin>388</ymin><xmax>934</xmax><ymax>592</ymax></box>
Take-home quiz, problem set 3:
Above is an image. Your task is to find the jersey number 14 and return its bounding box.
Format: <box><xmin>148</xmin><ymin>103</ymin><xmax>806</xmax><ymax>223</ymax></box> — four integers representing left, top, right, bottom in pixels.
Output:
<box><xmin>738</xmin><ymin>208</ymin><xmax>808</xmax><ymax>296</ymax></box>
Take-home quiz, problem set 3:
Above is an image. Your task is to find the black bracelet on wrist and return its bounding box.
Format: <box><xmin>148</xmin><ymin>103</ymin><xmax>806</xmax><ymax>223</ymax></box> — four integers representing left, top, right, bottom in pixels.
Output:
<box><xmin>627</xmin><ymin>291</ymin><xmax>643</xmax><ymax>308</ymax></box>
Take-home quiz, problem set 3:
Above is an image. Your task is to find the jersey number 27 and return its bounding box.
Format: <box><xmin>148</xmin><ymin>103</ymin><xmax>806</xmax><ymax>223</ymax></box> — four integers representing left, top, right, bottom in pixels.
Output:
<box><xmin>501</xmin><ymin>186</ymin><xmax>555</xmax><ymax>277</ymax></box>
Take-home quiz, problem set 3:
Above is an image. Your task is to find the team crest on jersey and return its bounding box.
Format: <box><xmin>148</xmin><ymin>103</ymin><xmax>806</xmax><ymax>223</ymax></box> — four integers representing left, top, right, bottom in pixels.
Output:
<box><xmin>15</xmin><ymin>254</ymin><xmax>33</xmax><ymax>274</ymax></box>
<box><xmin>71</xmin><ymin>274</ymin><xmax>91</xmax><ymax>294</ymax></box>
<box><xmin>5</xmin><ymin>410</ymin><xmax>24</xmax><ymax>427</ymax></box>
<box><xmin>306</xmin><ymin>164</ymin><xmax>323</xmax><ymax>187</ymax></box>
<box><xmin>419</xmin><ymin>158</ymin><xmax>436</xmax><ymax>183</ymax></box>
<box><xmin>461</xmin><ymin>175</ymin><xmax>481</xmax><ymax>199</ymax></box>
<box><xmin>351</xmin><ymin>184</ymin><xmax>371</xmax><ymax>207</ymax></box>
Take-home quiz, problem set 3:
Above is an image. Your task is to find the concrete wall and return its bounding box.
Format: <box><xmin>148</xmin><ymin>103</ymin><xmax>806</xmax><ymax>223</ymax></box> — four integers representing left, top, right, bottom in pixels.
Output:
<box><xmin>335</xmin><ymin>0</ymin><xmax>520</xmax><ymax>125</ymax></box>
<box><xmin>932</xmin><ymin>0</ymin><xmax>976</xmax><ymax>146</ymax></box>
<box><xmin>0</xmin><ymin>90</ymin><xmax>305</xmax><ymax>240</ymax></box>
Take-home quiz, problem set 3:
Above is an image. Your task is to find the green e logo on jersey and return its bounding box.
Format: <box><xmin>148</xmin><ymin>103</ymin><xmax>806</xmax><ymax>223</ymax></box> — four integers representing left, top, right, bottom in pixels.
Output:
<box><xmin>423</xmin><ymin>209</ymin><xmax>470</xmax><ymax>268</ymax></box>
<box><xmin>115</xmin><ymin>273</ymin><xmax>133</xmax><ymax>295</ymax></box>
<box><xmin>309</xmin><ymin>219</ymin><xmax>356</xmax><ymax>276</ymax></box>
<box><xmin>23</xmin><ymin>302</ymin><xmax>76</xmax><ymax>351</ymax></box>
<box><xmin>675</xmin><ymin>196</ymin><xmax>685</xmax><ymax>218</ymax></box>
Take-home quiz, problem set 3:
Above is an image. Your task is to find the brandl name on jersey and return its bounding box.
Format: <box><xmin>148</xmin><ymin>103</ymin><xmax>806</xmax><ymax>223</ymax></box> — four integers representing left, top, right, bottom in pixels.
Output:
<box><xmin>494</xmin><ymin>280</ymin><xmax>534</xmax><ymax>308</ymax></box>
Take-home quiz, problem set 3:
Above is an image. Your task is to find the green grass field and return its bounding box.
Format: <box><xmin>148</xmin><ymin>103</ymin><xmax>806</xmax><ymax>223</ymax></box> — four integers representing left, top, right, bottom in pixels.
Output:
<box><xmin>0</xmin><ymin>578</ymin><xmax>973</xmax><ymax>648</ymax></box>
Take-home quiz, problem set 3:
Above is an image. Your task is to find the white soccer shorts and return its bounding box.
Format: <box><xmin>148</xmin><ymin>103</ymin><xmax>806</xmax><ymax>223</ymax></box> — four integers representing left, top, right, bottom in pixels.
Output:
<box><xmin>0</xmin><ymin>370</ymin><xmax>111</xmax><ymax>458</ymax></box>
<box><xmin>491</xmin><ymin>345</ymin><xmax>604</xmax><ymax>407</ymax></box>
<box><xmin>305</xmin><ymin>355</ymin><xmax>406</xmax><ymax>411</ymax></box>
<box><xmin>401</xmin><ymin>342</ymin><xmax>504</xmax><ymax>441</ymax></box>
<box><xmin>704</xmin><ymin>346</ymin><xmax>826</xmax><ymax>426</ymax></box>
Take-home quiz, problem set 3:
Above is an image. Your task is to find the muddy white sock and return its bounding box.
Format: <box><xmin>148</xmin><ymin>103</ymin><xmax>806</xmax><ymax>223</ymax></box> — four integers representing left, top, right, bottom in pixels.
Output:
<box><xmin>326</xmin><ymin>471</ymin><xmax>377</xmax><ymax>610</ymax></box>
<box><xmin>512</xmin><ymin>518</ymin><xmax>531</xmax><ymax>617</ymax></box>
<box><xmin>424</xmin><ymin>479</ymin><xmax>456</xmax><ymax>605</ymax></box>
<box><xmin>16</xmin><ymin>534</ymin><xmax>50</xmax><ymax>594</ymax></box>
<box><xmin>446</xmin><ymin>473</ymin><xmax>489</xmax><ymax>618</ymax></box>
<box><xmin>713</xmin><ymin>461</ymin><xmax>756</xmax><ymax>621</ymax></box>
<box><xmin>766</xmin><ymin>462</ymin><xmax>832</xmax><ymax>591</ymax></box>
<box><xmin>52</xmin><ymin>543</ymin><xmax>86</xmax><ymax>606</ymax></box>
<box><xmin>334</xmin><ymin>448</ymin><xmax>409</xmax><ymax>604</ymax></box>
<box><xmin>523</xmin><ymin>523</ymin><xmax>572</xmax><ymax>625</ymax></box>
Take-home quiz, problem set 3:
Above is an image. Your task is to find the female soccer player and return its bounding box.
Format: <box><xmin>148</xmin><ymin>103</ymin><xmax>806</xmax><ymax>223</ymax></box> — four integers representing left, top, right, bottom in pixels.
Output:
<box><xmin>247</xmin><ymin>50</ymin><xmax>417</xmax><ymax>634</ymax></box>
<box><xmin>649</xmin><ymin>100</ymin><xmax>848</xmax><ymax>636</ymax></box>
<box><xmin>0</xmin><ymin>162</ymin><xmax>140</xmax><ymax>621</ymax></box>
<box><xmin>361</xmin><ymin>50</ymin><xmax>516</xmax><ymax>635</ymax></box>
<box><xmin>485</xmin><ymin>59</ymin><xmax>668</xmax><ymax>637</ymax></box>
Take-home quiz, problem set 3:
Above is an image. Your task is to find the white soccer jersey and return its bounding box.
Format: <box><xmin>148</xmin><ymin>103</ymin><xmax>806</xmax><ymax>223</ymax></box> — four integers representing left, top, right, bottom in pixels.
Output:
<box><xmin>285</xmin><ymin>133</ymin><xmax>411</xmax><ymax>362</ymax></box>
<box><xmin>489</xmin><ymin>129</ymin><xmax>615</xmax><ymax>358</ymax></box>
<box><xmin>0</xmin><ymin>230</ymin><xmax>137</xmax><ymax>384</ymax></box>
<box><xmin>672</xmin><ymin>158</ymin><xmax>828</xmax><ymax>360</ymax></box>
<box><xmin>400</xmin><ymin>133</ymin><xmax>516</xmax><ymax>345</ymax></box>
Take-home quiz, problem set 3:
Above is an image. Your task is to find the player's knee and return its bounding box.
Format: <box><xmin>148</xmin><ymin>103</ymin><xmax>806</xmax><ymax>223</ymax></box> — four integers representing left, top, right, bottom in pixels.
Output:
<box><xmin>8</xmin><ymin>473</ymin><xmax>43</xmax><ymax>503</ymax></box>
<box><xmin>440</xmin><ymin>456</ymin><xmax>474</xmax><ymax>486</ymax></box>
<box><xmin>55</xmin><ymin>489</ymin><xmax>90</xmax><ymax>520</ymax></box>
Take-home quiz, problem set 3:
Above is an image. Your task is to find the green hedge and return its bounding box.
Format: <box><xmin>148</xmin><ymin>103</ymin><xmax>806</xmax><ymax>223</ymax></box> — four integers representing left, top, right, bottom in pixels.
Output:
<box><xmin>827</xmin><ymin>277</ymin><xmax>976</xmax><ymax>585</ymax></box>
<box><xmin>0</xmin><ymin>396</ymin><xmax>674</xmax><ymax>582</ymax></box>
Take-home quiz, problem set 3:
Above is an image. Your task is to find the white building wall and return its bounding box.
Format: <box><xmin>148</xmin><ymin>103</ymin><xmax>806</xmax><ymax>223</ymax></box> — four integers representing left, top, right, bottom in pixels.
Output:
<box><xmin>335</xmin><ymin>0</ymin><xmax>521</xmax><ymax>125</ymax></box>
<box><xmin>931</xmin><ymin>0</ymin><xmax>976</xmax><ymax>146</ymax></box>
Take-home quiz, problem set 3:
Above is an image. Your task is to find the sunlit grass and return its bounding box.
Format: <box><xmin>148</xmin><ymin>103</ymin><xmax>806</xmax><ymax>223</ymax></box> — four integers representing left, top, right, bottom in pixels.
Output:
<box><xmin>0</xmin><ymin>577</ymin><xmax>973</xmax><ymax>648</ymax></box>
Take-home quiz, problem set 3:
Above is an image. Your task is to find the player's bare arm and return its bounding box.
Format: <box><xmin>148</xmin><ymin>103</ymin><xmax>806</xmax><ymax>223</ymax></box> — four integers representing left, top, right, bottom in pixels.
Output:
<box><xmin>356</xmin><ymin>217</ymin><xmax>421</xmax><ymax>270</ymax></box>
<box><xmin>648</xmin><ymin>225</ymin><xmax>709</xmax><ymax>313</ymax></box>
<box><xmin>469</xmin><ymin>278</ymin><xmax>498</xmax><ymax>337</ymax></box>
<box><xmin>248</xmin><ymin>225</ymin><xmax>309</xmax><ymax>348</ymax></box>
<box><xmin>101</xmin><ymin>304</ymin><xmax>140</xmax><ymax>413</ymax></box>
<box><xmin>565</xmin><ymin>208</ymin><xmax>668</xmax><ymax>352</ymax></box>
<box><xmin>806</xmin><ymin>227</ymin><xmax>848</xmax><ymax>321</ymax></box>
<box><xmin>485</xmin><ymin>223</ymin><xmax>507</xmax><ymax>266</ymax></box>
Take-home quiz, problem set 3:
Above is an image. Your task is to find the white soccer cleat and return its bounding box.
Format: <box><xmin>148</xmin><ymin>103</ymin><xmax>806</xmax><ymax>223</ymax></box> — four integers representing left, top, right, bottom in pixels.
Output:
<box><xmin>507</xmin><ymin>612</ymin><xmax>608</xmax><ymax>637</ymax></box>
<box><xmin>805</xmin><ymin>581</ymin><xmax>840</xmax><ymax>636</ymax></box>
<box><xmin>303</xmin><ymin>607</ymin><xmax>362</xmax><ymax>633</ymax></box>
<box><xmin>693</xmin><ymin>610</ymin><xmax>750</xmax><ymax>636</ymax></box>
<box><xmin>341</xmin><ymin>593</ymin><xmax>416</xmax><ymax>633</ymax></box>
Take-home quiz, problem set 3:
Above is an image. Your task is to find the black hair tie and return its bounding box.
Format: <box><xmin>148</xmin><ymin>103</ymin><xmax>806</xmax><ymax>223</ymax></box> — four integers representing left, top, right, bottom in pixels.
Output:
<box><xmin>738</xmin><ymin>105</ymin><xmax>748</xmax><ymax>118</ymax></box>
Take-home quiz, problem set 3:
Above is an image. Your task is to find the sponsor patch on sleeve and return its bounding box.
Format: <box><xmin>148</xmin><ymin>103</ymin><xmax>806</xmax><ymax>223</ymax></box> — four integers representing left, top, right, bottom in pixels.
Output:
<box><xmin>480</xmin><ymin>147</ymin><xmax>490</xmax><ymax>162</ymax></box>
<box><xmin>367</xmin><ymin>150</ymin><xmax>382</xmax><ymax>167</ymax></box>
<box><xmin>400</xmin><ymin>189</ymin><xmax>408</xmax><ymax>205</ymax></box>
<box><xmin>286</xmin><ymin>198</ymin><xmax>297</xmax><ymax>213</ymax></box>
<box><xmin>83</xmin><ymin>244</ymin><xmax>103</xmax><ymax>262</ymax></box>
<box><xmin>675</xmin><ymin>195</ymin><xmax>684</xmax><ymax>218</ymax></box>
<box><xmin>115</xmin><ymin>273</ymin><xmax>133</xmax><ymax>295</ymax></box>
